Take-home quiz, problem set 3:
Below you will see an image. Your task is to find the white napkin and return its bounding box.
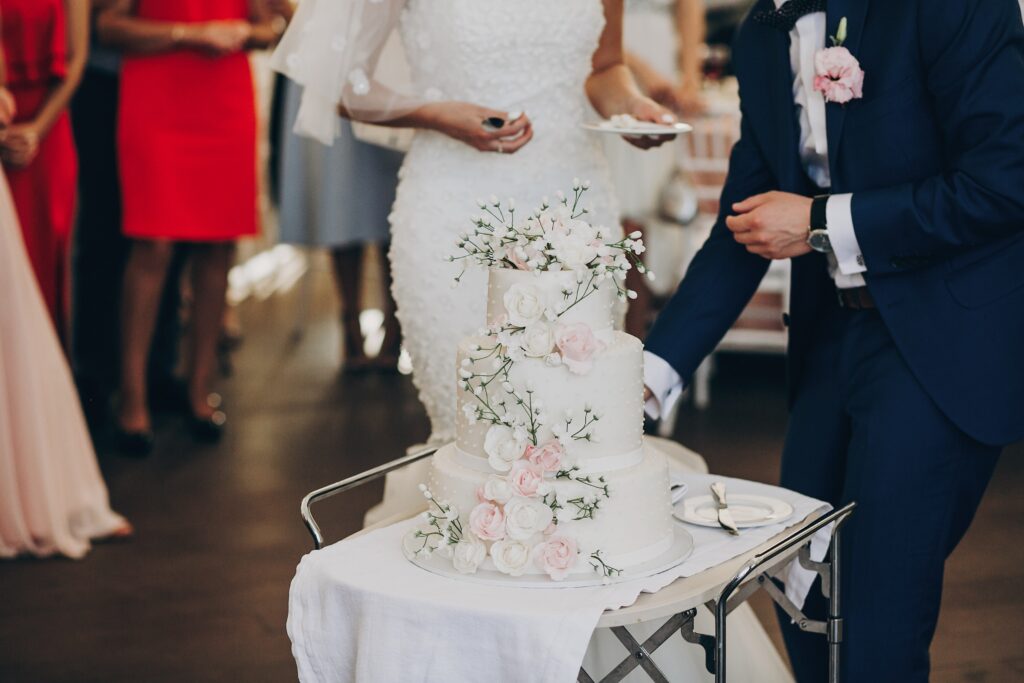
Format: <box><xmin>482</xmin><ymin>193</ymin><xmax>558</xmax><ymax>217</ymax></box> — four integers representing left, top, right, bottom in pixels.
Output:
<box><xmin>288</xmin><ymin>477</ymin><xmax>830</xmax><ymax>683</ymax></box>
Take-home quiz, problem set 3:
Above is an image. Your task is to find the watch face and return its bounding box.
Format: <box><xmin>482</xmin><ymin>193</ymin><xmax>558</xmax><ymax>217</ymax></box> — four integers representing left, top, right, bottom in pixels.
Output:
<box><xmin>808</xmin><ymin>230</ymin><xmax>832</xmax><ymax>253</ymax></box>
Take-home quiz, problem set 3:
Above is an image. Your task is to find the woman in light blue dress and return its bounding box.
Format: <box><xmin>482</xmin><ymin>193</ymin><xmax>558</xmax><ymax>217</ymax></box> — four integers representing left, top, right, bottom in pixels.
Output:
<box><xmin>277</xmin><ymin>76</ymin><xmax>404</xmax><ymax>370</ymax></box>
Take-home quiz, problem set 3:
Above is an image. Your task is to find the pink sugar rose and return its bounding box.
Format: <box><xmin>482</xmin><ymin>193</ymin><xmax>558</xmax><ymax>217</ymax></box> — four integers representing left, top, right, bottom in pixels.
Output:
<box><xmin>525</xmin><ymin>439</ymin><xmax>565</xmax><ymax>473</ymax></box>
<box><xmin>509</xmin><ymin>460</ymin><xmax>546</xmax><ymax>498</ymax></box>
<box><xmin>506</xmin><ymin>246</ymin><xmax>530</xmax><ymax>271</ymax></box>
<box><xmin>469</xmin><ymin>502</ymin><xmax>506</xmax><ymax>541</ymax></box>
<box><xmin>532</xmin><ymin>535</ymin><xmax>579</xmax><ymax>581</ymax></box>
<box><xmin>813</xmin><ymin>47</ymin><xmax>864</xmax><ymax>105</ymax></box>
<box><xmin>555</xmin><ymin>322</ymin><xmax>605</xmax><ymax>375</ymax></box>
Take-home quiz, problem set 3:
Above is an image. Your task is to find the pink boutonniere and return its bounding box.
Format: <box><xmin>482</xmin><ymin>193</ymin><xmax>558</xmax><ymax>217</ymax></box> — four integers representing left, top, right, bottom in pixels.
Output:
<box><xmin>813</xmin><ymin>17</ymin><xmax>865</xmax><ymax>105</ymax></box>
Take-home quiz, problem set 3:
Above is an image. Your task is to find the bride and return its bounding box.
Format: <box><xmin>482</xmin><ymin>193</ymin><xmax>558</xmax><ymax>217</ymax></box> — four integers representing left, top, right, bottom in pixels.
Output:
<box><xmin>274</xmin><ymin>2</ymin><xmax>793</xmax><ymax>680</ymax></box>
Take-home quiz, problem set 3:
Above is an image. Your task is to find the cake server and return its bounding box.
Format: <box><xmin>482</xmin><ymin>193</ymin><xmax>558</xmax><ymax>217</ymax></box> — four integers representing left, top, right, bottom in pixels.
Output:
<box><xmin>710</xmin><ymin>482</ymin><xmax>740</xmax><ymax>536</ymax></box>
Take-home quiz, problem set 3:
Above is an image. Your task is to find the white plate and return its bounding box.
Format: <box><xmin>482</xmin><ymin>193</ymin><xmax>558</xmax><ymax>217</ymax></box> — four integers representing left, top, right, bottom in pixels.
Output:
<box><xmin>404</xmin><ymin>527</ymin><xmax>695</xmax><ymax>589</ymax></box>
<box><xmin>674</xmin><ymin>494</ymin><xmax>794</xmax><ymax>529</ymax></box>
<box><xmin>582</xmin><ymin>121</ymin><xmax>694</xmax><ymax>136</ymax></box>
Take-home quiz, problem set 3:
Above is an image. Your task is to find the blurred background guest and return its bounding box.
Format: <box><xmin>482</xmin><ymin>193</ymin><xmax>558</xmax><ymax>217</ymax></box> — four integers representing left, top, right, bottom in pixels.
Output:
<box><xmin>97</xmin><ymin>0</ymin><xmax>282</xmax><ymax>455</ymax></box>
<box><xmin>276</xmin><ymin>76</ymin><xmax>404</xmax><ymax>373</ymax></box>
<box><xmin>0</xmin><ymin>51</ymin><xmax>131</xmax><ymax>558</ymax></box>
<box><xmin>70</xmin><ymin>0</ymin><xmax>187</xmax><ymax>434</ymax></box>
<box><xmin>609</xmin><ymin>0</ymin><xmax>707</xmax><ymax>337</ymax></box>
<box><xmin>0</xmin><ymin>0</ymin><xmax>87</xmax><ymax>343</ymax></box>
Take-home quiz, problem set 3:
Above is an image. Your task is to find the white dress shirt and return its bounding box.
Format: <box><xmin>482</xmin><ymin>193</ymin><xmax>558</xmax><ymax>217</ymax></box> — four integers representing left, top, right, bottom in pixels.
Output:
<box><xmin>644</xmin><ymin>3</ymin><xmax>867</xmax><ymax>418</ymax></box>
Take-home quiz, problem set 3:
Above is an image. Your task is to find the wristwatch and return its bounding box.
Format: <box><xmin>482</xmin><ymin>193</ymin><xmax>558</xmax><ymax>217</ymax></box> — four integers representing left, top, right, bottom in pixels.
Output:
<box><xmin>806</xmin><ymin>194</ymin><xmax>832</xmax><ymax>253</ymax></box>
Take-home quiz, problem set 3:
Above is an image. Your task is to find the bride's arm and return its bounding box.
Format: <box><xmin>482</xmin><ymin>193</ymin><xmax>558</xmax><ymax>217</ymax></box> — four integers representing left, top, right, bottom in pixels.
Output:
<box><xmin>587</xmin><ymin>0</ymin><xmax>676</xmax><ymax>149</ymax></box>
<box><xmin>355</xmin><ymin>101</ymin><xmax>535</xmax><ymax>155</ymax></box>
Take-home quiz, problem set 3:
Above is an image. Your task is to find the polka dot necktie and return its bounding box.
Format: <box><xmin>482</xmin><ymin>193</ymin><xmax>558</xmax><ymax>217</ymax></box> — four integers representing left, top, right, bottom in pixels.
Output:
<box><xmin>753</xmin><ymin>0</ymin><xmax>828</xmax><ymax>32</ymax></box>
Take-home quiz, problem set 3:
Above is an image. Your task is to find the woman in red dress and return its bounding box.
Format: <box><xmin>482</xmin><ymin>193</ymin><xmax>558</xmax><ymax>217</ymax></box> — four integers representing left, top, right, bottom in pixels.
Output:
<box><xmin>98</xmin><ymin>0</ymin><xmax>281</xmax><ymax>453</ymax></box>
<box><xmin>0</xmin><ymin>0</ymin><xmax>87</xmax><ymax>342</ymax></box>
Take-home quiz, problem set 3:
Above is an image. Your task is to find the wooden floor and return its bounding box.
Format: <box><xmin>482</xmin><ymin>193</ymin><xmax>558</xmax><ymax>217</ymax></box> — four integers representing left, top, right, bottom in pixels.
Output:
<box><xmin>1</xmin><ymin>270</ymin><xmax>1021</xmax><ymax>683</ymax></box>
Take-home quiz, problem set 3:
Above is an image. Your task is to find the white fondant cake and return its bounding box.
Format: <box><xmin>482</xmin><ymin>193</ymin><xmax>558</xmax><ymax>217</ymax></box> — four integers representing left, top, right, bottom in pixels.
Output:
<box><xmin>407</xmin><ymin>190</ymin><xmax>674</xmax><ymax>581</ymax></box>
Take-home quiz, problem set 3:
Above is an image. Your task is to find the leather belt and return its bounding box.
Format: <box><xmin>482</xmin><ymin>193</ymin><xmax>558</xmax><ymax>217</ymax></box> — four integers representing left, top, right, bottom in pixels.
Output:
<box><xmin>836</xmin><ymin>286</ymin><xmax>876</xmax><ymax>310</ymax></box>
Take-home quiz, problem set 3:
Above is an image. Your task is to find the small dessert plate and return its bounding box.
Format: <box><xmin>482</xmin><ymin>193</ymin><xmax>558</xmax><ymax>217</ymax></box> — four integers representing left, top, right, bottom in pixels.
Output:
<box><xmin>674</xmin><ymin>494</ymin><xmax>794</xmax><ymax>529</ymax></box>
<box><xmin>582</xmin><ymin>120</ymin><xmax>693</xmax><ymax>136</ymax></box>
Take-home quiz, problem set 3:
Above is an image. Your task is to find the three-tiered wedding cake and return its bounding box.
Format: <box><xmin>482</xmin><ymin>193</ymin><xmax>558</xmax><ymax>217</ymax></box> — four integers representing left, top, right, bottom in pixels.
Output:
<box><xmin>406</xmin><ymin>185</ymin><xmax>674</xmax><ymax>582</ymax></box>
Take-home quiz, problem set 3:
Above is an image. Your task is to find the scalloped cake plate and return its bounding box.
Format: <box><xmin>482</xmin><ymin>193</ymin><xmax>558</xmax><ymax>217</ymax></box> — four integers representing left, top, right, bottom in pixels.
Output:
<box><xmin>582</xmin><ymin>120</ymin><xmax>694</xmax><ymax>136</ymax></box>
<box><xmin>403</xmin><ymin>526</ymin><xmax>695</xmax><ymax>589</ymax></box>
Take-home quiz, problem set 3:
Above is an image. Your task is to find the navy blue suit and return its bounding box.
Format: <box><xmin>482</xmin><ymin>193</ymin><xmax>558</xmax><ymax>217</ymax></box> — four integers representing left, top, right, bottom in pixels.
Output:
<box><xmin>644</xmin><ymin>0</ymin><xmax>1024</xmax><ymax>679</ymax></box>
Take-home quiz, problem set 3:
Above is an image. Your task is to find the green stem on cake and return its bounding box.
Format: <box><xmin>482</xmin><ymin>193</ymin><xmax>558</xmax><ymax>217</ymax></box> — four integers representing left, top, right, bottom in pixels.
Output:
<box><xmin>589</xmin><ymin>550</ymin><xmax>623</xmax><ymax>578</ymax></box>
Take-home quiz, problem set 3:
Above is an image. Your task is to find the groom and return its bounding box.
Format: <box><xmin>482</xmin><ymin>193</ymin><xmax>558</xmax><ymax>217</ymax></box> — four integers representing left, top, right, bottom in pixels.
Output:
<box><xmin>643</xmin><ymin>0</ymin><xmax>1024</xmax><ymax>680</ymax></box>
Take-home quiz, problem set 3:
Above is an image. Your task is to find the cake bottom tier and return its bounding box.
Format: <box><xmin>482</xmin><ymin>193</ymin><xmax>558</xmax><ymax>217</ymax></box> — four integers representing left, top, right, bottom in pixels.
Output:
<box><xmin>427</xmin><ymin>442</ymin><xmax>675</xmax><ymax>578</ymax></box>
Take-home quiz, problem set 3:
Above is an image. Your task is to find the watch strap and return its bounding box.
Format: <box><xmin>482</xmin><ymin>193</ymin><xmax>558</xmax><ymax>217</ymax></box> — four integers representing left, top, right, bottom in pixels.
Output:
<box><xmin>810</xmin><ymin>194</ymin><xmax>830</xmax><ymax>231</ymax></box>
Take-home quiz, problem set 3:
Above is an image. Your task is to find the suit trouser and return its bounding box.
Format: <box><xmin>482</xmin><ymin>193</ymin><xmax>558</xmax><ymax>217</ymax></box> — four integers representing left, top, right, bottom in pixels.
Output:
<box><xmin>70</xmin><ymin>67</ymin><xmax>184</xmax><ymax>418</ymax></box>
<box><xmin>777</xmin><ymin>303</ymin><xmax>1000</xmax><ymax>683</ymax></box>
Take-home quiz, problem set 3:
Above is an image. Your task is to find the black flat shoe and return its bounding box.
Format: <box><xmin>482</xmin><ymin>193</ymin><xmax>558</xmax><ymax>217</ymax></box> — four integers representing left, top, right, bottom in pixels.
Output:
<box><xmin>189</xmin><ymin>409</ymin><xmax>226</xmax><ymax>443</ymax></box>
<box><xmin>115</xmin><ymin>428</ymin><xmax>155</xmax><ymax>457</ymax></box>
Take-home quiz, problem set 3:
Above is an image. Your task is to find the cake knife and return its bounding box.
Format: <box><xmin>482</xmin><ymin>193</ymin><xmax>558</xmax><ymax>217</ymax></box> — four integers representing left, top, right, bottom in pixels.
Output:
<box><xmin>710</xmin><ymin>482</ymin><xmax>740</xmax><ymax>536</ymax></box>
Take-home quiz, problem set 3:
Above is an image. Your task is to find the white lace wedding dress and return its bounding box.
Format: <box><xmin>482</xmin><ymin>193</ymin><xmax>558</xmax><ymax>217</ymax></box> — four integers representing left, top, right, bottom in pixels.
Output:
<box><xmin>363</xmin><ymin>0</ymin><xmax>622</xmax><ymax>527</ymax></box>
<box><xmin>277</xmin><ymin>2</ymin><xmax>792</xmax><ymax>680</ymax></box>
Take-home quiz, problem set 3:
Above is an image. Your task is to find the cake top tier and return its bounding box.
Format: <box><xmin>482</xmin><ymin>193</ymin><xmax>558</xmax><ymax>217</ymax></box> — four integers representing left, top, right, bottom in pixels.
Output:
<box><xmin>448</xmin><ymin>186</ymin><xmax>649</xmax><ymax>312</ymax></box>
<box><xmin>486</xmin><ymin>269</ymin><xmax>618</xmax><ymax>334</ymax></box>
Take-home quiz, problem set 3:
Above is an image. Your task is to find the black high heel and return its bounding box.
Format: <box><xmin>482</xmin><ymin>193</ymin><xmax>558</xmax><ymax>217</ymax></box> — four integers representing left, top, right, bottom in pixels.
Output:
<box><xmin>188</xmin><ymin>409</ymin><xmax>227</xmax><ymax>443</ymax></box>
<box><xmin>114</xmin><ymin>427</ymin><xmax>155</xmax><ymax>457</ymax></box>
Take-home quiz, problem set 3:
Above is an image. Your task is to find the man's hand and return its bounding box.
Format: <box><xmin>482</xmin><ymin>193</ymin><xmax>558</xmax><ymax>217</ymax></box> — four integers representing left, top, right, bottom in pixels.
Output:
<box><xmin>725</xmin><ymin>191</ymin><xmax>813</xmax><ymax>260</ymax></box>
<box><xmin>643</xmin><ymin>386</ymin><xmax>653</xmax><ymax>402</ymax></box>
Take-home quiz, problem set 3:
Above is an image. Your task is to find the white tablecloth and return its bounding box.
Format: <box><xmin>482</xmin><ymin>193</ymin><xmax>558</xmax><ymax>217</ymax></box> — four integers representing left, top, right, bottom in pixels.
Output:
<box><xmin>288</xmin><ymin>474</ymin><xmax>829</xmax><ymax>683</ymax></box>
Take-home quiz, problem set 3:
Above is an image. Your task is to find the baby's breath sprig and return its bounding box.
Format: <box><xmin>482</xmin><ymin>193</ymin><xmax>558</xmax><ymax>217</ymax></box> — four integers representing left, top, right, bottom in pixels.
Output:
<box><xmin>555</xmin><ymin>466</ymin><xmax>611</xmax><ymax>498</ymax></box>
<box><xmin>566</xmin><ymin>496</ymin><xmax>602</xmax><ymax>521</ymax></box>
<box><xmin>410</xmin><ymin>485</ymin><xmax>464</xmax><ymax>556</ymax></box>
<box><xmin>589</xmin><ymin>550</ymin><xmax>623</xmax><ymax>578</ymax></box>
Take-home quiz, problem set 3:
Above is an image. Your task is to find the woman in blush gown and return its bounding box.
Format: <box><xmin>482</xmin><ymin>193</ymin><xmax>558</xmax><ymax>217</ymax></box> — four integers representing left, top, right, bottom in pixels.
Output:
<box><xmin>273</xmin><ymin>2</ymin><xmax>794</xmax><ymax>680</ymax></box>
<box><xmin>0</xmin><ymin>73</ymin><xmax>131</xmax><ymax>558</ymax></box>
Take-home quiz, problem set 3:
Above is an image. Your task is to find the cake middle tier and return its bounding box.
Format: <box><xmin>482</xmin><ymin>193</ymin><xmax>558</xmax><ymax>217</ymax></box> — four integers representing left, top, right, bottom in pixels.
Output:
<box><xmin>456</xmin><ymin>331</ymin><xmax>645</xmax><ymax>471</ymax></box>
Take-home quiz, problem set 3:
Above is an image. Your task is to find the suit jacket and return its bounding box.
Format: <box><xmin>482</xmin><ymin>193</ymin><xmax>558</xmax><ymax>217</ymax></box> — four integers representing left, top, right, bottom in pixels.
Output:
<box><xmin>645</xmin><ymin>0</ymin><xmax>1024</xmax><ymax>446</ymax></box>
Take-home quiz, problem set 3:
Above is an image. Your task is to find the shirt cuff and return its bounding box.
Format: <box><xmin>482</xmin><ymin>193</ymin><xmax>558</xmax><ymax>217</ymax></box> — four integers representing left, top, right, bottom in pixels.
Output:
<box><xmin>826</xmin><ymin>193</ymin><xmax>866</xmax><ymax>276</ymax></box>
<box><xmin>643</xmin><ymin>351</ymin><xmax>684</xmax><ymax>420</ymax></box>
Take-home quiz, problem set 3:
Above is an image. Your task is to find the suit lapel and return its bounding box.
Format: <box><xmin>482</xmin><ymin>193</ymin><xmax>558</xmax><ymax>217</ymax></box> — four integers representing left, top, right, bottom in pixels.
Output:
<box><xmin>746</xmin><ymin>9</ymin><xmax>802</xmax><ymax>190</ymax></box>
<box><xmin>825</xmin><ymin>0</ymin><xmax>870</xmax><ymax>182</ymax></box>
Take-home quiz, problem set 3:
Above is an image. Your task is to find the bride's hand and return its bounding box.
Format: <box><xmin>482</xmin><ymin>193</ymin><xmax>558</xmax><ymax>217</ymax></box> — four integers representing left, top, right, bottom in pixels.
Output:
<box><xmin>622</xmin><ymin>96</ymin><xmax>678</xmax><ymax>150</ymax></box>
<box><xmin>419</xmin><ymin>102</ymin><xmax>533</xmax><ymax>154</ymax></box>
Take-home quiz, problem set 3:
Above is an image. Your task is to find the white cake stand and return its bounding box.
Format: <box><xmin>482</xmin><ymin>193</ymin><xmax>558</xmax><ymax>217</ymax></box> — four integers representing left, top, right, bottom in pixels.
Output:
<box><xmin>298</xmin><ymin>438</ymin><xmax>856</xmax><ymax>683</ymax></box>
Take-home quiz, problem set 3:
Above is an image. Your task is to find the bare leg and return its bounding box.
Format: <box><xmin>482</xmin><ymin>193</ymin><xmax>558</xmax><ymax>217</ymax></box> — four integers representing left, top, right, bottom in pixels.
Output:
<box><xmin>187</xmin><ymin>242</ymin><xmax>234</xmax><ymax>419</ymax></box>
<box><xmin>330</xmin><ymin>244</ymin><xmax>368</xmax><ymax>367</ymax></box>
<box><xmin>623</xmin><ymin>220</ymin><xmax>653</xmax><ymax>340</ymax></box>
<box><xmin>375</xmin><ymin>240</ymin><xmax>402</xmax><ymax>366</ymax></box>
<box><xmin>118</xmin><ymin>239</ymin><xmax>176</xmax><ymax>432</ymax></box>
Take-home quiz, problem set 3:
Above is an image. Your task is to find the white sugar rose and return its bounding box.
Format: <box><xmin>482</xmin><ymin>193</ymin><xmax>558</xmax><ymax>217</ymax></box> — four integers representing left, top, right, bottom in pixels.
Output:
<box><xmin>484</xmin><ymin>425</ymin><xmax>526</xmax><ymax>472</ymax></box>
<box><xmin>481</xmin><ymin>475</ymin><xmax>515</xmax><ymax>505</ymax></box>
<box><xmin>503</xmin><ymin>282</ymin><xmax>547</xmax><ymax>327</ymax></box>
<box><xmin>532</xmin><ymin>534</ymin><xmax>579</xmax><ymax>581</ymax></box>
<box><xmin>452</xmin><ymin>536</ymin><xmax>487</xmax><ymax>574</ymax></box>
<box><xmin>490</xmin><ymin>539</ymin><xmax>533</xmax><ymax>576</ymax></box>
<box><xmin>504</xmin><ymin>496</ymin><xmax>554</xmax><ymax>541</ymax></box>
<box><xmin>519</xmin><ymin>323</ymin><xmax>555</xmax><ymax>357</ymax></box>
<box><xmin>550</xmin><ymin>232</ymin><xmax>598</xmax><ymax>272</ymax></box>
